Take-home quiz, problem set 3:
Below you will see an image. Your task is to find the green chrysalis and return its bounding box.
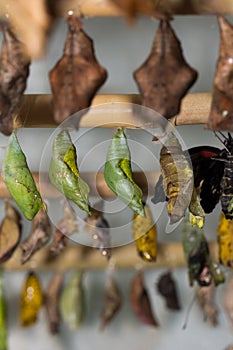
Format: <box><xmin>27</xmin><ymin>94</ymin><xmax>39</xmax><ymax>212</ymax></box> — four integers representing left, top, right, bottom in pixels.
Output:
<box><xmin>59</xmin><ymin>271</ymin><xmax>85</xmax><ymax>330</ymax></box>
<box><xmin>2</xmin><ymin>132</ymin><xmax>45</xmax><ymax>220</ymax></box>
<box><xmin>104</xmin><ymin>129</ymin><xmax>145</xmax><ymax>217</ymax></box>
<box><xmin>0</xmin><ymin>271</ymin><xmax>7</xmax><ymax>350</ymax></box>
<box><xmin>49</xmin><ymin>130</ymin><xmax>91</xmax><ymax>215</ymax></box>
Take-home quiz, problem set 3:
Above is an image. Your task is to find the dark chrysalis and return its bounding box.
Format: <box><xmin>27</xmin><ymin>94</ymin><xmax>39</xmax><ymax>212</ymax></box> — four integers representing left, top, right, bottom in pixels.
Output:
<box><xmin>0</xmin><ymin>24</ymin><xmax>30</xmax><ymax>135</ymax></box>
<box><xmin>134</xmin><ymin>20</ymin><xmax>197</xmax><ymax>120</ymax></box>
<box><xmin>208</xmin><ymin>16</ymin><xmax>233</xmax><ymax>131</ymax></box>
<box><xmin>156</xmin><ymin>270</ymin><xmax>181</xmax><ymax>311</ymax></box>
<box><xmin>49</xmin><ymin>15</ymin><xmax>107</xmax><ymax>126</ymax></box>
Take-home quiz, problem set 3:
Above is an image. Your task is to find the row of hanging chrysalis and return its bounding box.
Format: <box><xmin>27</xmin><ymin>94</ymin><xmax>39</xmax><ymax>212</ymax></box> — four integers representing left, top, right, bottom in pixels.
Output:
<box><xmin>1</xmin><ymin>267</ymin><xmax>233</xmax><ymax>340</ymax></box>
<box><xmin>2</xmin><ymin>14</ymin><xmax>233</xmax><ymax>137</ymax></box>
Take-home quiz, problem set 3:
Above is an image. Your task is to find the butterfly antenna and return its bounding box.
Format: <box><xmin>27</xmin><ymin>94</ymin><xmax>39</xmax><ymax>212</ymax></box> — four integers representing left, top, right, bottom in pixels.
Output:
<box><xmin>214</xmin><ymin>132</ymin><xmax>230</xmax><ymax>153</ymax></box>
<box><xmin>182</xmin><ymin>290</ymin><xmax>196</xmax><ymax>330</ymax></box>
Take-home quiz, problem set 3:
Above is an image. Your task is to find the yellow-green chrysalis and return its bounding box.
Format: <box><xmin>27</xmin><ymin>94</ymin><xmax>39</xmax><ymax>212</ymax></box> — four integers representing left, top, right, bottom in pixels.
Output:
<box><xmin>49</xmin><ymin>130</ymin><xmax>91</xmax><ymax>215</ymax></box>
<box><xmin>2</xmin><ymin>132</ymin><xmax>45</xmax><ymax>220</ymax></box>
<box><xmin>104</xmin><ymin>129</ymin><xmax>144</xmax><ymax>217</ymax></box>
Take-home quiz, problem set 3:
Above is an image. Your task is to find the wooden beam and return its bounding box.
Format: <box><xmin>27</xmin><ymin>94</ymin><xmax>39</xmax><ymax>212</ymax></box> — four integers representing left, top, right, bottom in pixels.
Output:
<box><xmin>14</xmin><ymin>93</ymin><xmax>211</xmax><ymax>129</ymax></box>
<box><xmin>0</xmin><ymin>171</ymin><xmax>158</xmax><ymax>198</ymax></box>
<box><xmin>47</xmin><ymin>0</ymin><xmax>233</xmax><ymax>17</ymax></box>
<box><xmin>1</xmin><ymin>241</ymin><xmax>219</xmax><ymax>270</ymax></box>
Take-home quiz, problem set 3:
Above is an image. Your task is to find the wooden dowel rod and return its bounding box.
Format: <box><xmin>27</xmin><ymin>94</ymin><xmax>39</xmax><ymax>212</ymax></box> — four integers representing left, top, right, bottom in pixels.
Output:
<box><xmin>0</xmin><ymin>171</ymin><xmax>158</xmax><ymax>198</ymax></box>
<box><xmin>1</xmin><ymin>241</ymin><xmax>218</xmax><ymax>270</ymax></box>
<box><xmin>14</xmin><ymin>93</ymin><xmax>211</xmax><ymax>129</ymax></box>
<box><xmin>47</xmin><ymin>0</ymin><xmax>233</xmax><ymax>17</ymax></box>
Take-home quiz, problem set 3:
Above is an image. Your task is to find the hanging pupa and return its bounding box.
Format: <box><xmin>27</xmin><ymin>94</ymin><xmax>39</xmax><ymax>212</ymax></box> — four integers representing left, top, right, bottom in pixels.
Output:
<box><xmin>182</xmin><ymin>217</ymin><xmax>212</xmax><ymax>287</ymax></box>
<box><xmin>104</xmin><ymin>128</ymin><xmax>145</xmax><ymax>217</ymax></box>
<box><xmin>50</xmin><ymin>202</ymin><xmax>78</xmax><ymax>256</ymax></box>
<box><xmin>134</xmin><ymin>20</ymin><xmax>197</xmax><ymax>120</ymax></box>
<box><xmin>0</xmin><ymin>23</ymin><xmax>30</xmax><ymax>136</ymax></box>
<box><xmin>188</xmin><ymin>188</ymin><xmax>205</xmax><ymax>228</ymax></box>
<box><xmin>2</xmin><ymin>132</ymin><xmax>45</xmax><ymax>220</ymax></box>
<box><xmin>19</xmin><ymin>272</ymin><xmax>43</xmax><ymax>327</ymax></box>
<box><xmin>100</xmin><ymin>265</ymin><xmax>122</xmax><ymax>330</ymax></box>
<box><xmin>84</xmin><ymin>202</ymin><xmax>111</xmax><ymax>260</ymax></box>
<box><xmin>0</xmin><ymin>201</ymin><xmax>21</xmax><ymax>263</ymax></box>
<box><xmin>152</xmin><ymin>133</ymin><xmax>193</xmax><ymax>224</ymax></box>
<box><xmin>130</xmin><ymin>270</ymin><xmax>159</xmax><ymax>327</ymax></box>
<box><xmin>196</xmin><ymin>282</ymin><xmax>219</xmax><ymax>327</ymax></box>
<box><xmin>44</xmin><ymin>272</ymin><xmax>63</xmax><ymax>334</ymax></box>
<box><xmin>49</xmin><ymin>14</ymin><xmax>107</xmax><ymax>126</ymax></box>
<box><xmin>59</xmin><ymin>271</ymin><xmax>85</xmax><ymax>330</ymax></box>
<box><xmin>208</xmin><ymin>16</ymin><xmax>233</xmax><ymax>131</ymax></box>
<box><xmin>223</xmin><ymin>272</ymin><xmax>233</xmax><ymax>327</ymax></box>
<box><xmin>131</xmin><ymin>204</ymin><xmax>157</xmax><ymax>262</ymax></box>
<box><xmin>21</xmin><ymin>209</ymin><xmax>51</xmax><ymax>264</ymax></box>
<box><xmin>156</xmin><ymin>270</ymin><xmax>181</xmax><ymax>311</ymax></box>
<box><xmin>0</xmin><ymin>271</ymin><xmax>8</xmax><ymax>350</ymax></box>
<box><xmin>217</xmin><ymin>212</ymin><xmax>233</xmax><ymax>268</ymax></box>
<box><xmin>49</xmin><ymin>129</ymin><xmax>91</xmax><ymax>215</ymax></box>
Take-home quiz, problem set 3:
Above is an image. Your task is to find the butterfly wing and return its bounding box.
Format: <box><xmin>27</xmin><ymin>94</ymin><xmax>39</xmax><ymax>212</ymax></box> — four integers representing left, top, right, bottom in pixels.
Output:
<box><xmin>188</xmin><ymin>146</ymin><xmax>225</xmax><ymax>214</ymax></box>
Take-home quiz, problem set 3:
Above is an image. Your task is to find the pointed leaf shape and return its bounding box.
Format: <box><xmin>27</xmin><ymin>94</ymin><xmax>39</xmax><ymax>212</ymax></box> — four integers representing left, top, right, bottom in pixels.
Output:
<box><xmin>49</xmin><ymin>130</ymin><xmax>91</xmax><ymax>215</ymax></box>
<box><xmin>104</xmin><ymin>129</ymin><xmax>144</xmax><ymax>217</ymax></box>
<box><xmin>2</xmin><ymin>132</ymin><xmax>45</xmax><ymax>220</ymax></box>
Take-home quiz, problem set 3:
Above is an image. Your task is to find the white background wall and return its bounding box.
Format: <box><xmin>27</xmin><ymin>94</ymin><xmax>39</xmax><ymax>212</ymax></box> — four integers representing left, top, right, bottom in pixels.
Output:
<box><xmin>1</xmin><ymin>15</ymin><xmax>233</xmax><ymax>350</ymax></box>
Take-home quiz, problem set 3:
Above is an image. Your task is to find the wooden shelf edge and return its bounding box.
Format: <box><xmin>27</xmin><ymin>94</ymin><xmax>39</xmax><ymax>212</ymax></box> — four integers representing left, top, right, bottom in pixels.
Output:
<box><xmin>47</xmin><ymin>0</ymin><xmax>233</xmax><ymax>17</ymax></box>
<box><xmin>0</xmin><ymin>171</ymin><xmax>158</xmax><ymax>198</ymax></box>
<box><xmin>1</xmin><ymin>241</ymin><xmax>219</xmax><ymax>271</ymax></box>
<box><xmin>14</xmin><ymin>93</ymin><xmax>211</xmax><ymax>129</ymax></box>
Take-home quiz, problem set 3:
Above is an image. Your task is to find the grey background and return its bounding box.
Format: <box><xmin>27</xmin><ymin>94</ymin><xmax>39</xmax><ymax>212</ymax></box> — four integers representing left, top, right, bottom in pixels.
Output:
<box><xmin>1</xmin><ymin>15</ymin><xmax>233</xmax><ymax>350</ymax></box>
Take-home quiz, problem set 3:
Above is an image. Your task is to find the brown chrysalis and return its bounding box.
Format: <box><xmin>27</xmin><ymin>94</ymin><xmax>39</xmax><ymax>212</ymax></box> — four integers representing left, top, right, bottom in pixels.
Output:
<box><xmin>0</xmin><ymin>201</ymin><xmax>21</xmax><ymax>263</ymax></box>
<box><xmin>208</xmin><ymin>16</ymin><xmax>233</xmax><ymax>131</ymax></box>
<box><xmin>50</xmin><ymin>203</ymin><xmax>78</xmax><ymax>256</ymax></box>
<box><xmin>49</xmin><ymin>15</ymin><xmax>108</xmax><ymax>126</ymax></box>
<box><xmin>196</xmin><ymin>282</ymin><xmax>219</xmax><ymax>327</ymax></box>
<box><xmin>134</xmin><ymin>20</ymin><xmax>197</xmax><ymax>120</ymax></box>
<box><xmin>100</xmin><ymin>272</ymin><xmax>122</xmax><ymax>330</ymax></box>
<box><xmin>45</xmin><ymin>272</ymin><xmax>63</xmax><ymax>334</ymax></box>
<box><xmin>0</xmin><ymin>24</ymin><xmax>30</xmax><ymax>135</ymax></box>
<box><xmin>21</xmin><ymin>209</ymin><xmax>51</xmax><ymax>264</ymax></box>
<box><xmin>130</xmin><ymin>270</ymin><xmax>159</xmax><ymax>327</ymax></box>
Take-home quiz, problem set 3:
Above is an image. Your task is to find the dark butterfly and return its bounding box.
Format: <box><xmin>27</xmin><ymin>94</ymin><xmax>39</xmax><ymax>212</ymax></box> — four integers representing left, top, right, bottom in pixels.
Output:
<box><xmin>188</xmin><ymin>132</ymin><xmax>233</xmax><ymax>219</ymax></box>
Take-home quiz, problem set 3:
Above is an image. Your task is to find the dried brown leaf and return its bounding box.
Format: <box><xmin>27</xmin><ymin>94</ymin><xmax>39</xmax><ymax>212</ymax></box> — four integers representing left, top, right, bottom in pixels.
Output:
<box><xmin>208</xmin><ymin>16</ymin><xmax>233</xmax><ymax>131</ymax></box>
<box><xmin>156</xmin><ymin>270</ymin><xmax>181</xmax><ymax>310</ymax></box>
<box><xmin>134</xmin><ymin>20</ymin><xmax>197</xmax><ymax>119</ymax></box>
<box><xmin>45</xmin><ymin>272</ymin><xmax>63</xmax><ymax>334</ymax></box>
<box><xmin>0</xmin><ymin>24</ymin><xmax>30</xmax><ymax>135</ymax></box>
<box><xmin>49</xmin><ymin>15</ymin><xmax>108</xmax><ymax>126</ymax></box>
<box><xmin>196</xmin><ymin>282</ymin><xmax>219</xmax><ymax>327</ymax></box>
<box><xmin>21</xmin><ymin>209</ymin><xmax>51</xmax><ymax>264</ymax></box>
<box><xmin>0</xmin><ymin>201</ymin><xmax>21</xmax><ymax>263</ymax></box>
<box><xmin>130</xmin><ymin>271</ymin><xmax>159</xmax><ymax>327</ymax></box>
<box><xmin>50</xmin><ymin>203</ymin><xmax>78</xmax><ymax>256</ymax></box>
<box><xmin>100</xmin><ymin>274</ymin><xmax>122</xmax><ymax>331</ymax></box>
